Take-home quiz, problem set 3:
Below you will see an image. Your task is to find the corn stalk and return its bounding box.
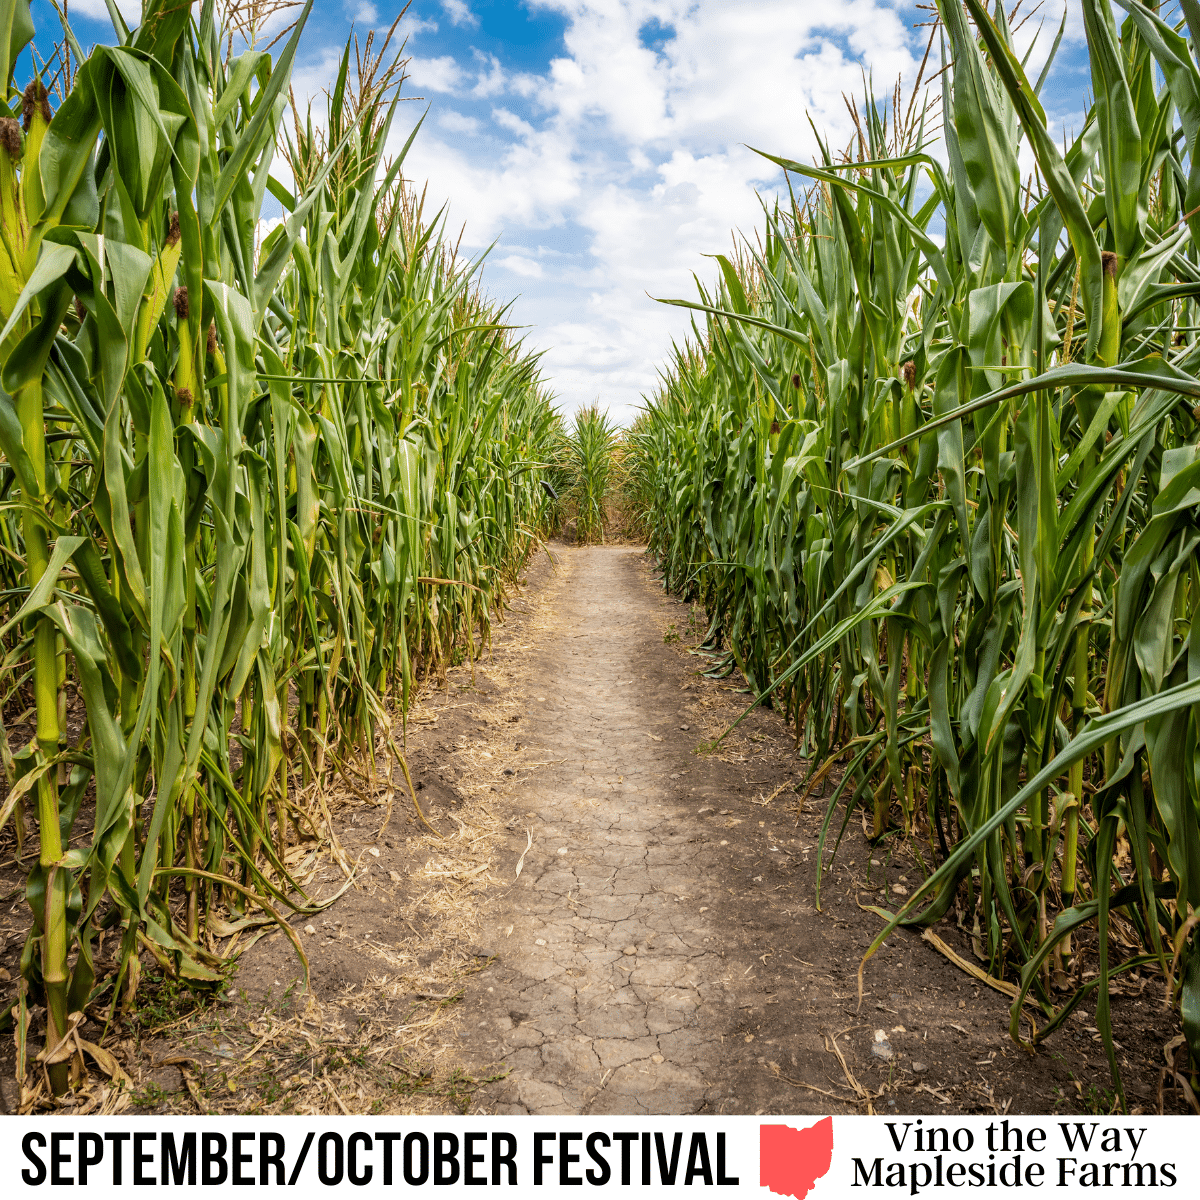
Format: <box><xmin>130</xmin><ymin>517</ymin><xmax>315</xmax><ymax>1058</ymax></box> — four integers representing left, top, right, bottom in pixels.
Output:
<box><xmin>0</xmin><ymin>0</ymin><xmax>558</xmax><ymax>1098</ymax></box>
<box><xmin>633</xmin><ymin>0</ymin><xmax>1200</xmax><ymax>1108</ymax></box>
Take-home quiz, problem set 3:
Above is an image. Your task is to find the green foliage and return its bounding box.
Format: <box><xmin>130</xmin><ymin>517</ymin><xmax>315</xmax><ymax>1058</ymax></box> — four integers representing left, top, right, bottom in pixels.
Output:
<box><xmin>632</xmin><ymin>0</ymin><xmax>1200</xmax><ymax>1108</ymax></box>
<box><xmin>0</xmin><ymin>0</ymin><xmax>557</xmax><ymax>1096</ymax></box>
<box><xmin>559</xmin><ymin>403</ymin><xmax>619</xmax><ymax>544</ymax></box>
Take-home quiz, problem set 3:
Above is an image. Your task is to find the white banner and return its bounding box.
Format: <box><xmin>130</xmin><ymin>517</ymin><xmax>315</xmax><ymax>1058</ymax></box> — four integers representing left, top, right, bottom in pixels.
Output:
<box><xmin>5</xmin><ymin>1114</ymin><xmax>1195</xmax><ymax>1196</ymax></box>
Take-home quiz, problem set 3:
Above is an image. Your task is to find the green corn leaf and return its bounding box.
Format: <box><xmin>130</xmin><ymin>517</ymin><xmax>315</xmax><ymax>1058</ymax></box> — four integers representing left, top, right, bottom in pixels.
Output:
<box><xmin>962</xmin><ymin>0</ymin><xmax>1106</xmax><ymax>361</ymax></box>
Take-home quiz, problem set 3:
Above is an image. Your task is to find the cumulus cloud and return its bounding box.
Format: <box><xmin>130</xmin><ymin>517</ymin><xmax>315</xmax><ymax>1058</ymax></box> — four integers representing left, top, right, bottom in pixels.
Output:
<box><xmin>471</xmin><ymin>52</ymin><xmax>513</xmax><ymax>98</ymax></box>
<box><xmin>385</xmin><ymin>0</ymin><xmax>1089</xmax><ymax>421</ymax></box>
<box><xmin>69</xmin><ymin>0</ymin><xmax>141</xmax><ymax>22</ymax></box>
<box><xmin>441</xmin><ymin>0</ymin><xmax>479</xmax><ymax>28</ymax></box>
<box><xmin>438</xmin><ymin>109</ymin><xmax>480</xmax><ymax>134</ymax></box>
<box><xmin>494</xmin><ymin>254</ymin><xmax>544</xmax><ymax>278</ymax></box>
<box><xmin>401</xmin><ymin>120</ymin><xmax>580</xmax><ymax>239</ymax></box>
<box><xmin>407</xmin><ymin>54</ymin><xmax>466</xmax><ymax>93</ymax></box>
<box><xmin>492</xmin><ymin>107</ymin><xmax>536</xmax><ymax>137</ymax></box>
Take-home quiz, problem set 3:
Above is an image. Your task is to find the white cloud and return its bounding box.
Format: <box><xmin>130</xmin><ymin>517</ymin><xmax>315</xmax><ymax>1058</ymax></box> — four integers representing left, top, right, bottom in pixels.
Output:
<box><xmin>374</xmin><ymin>1</ymin><xmax>1096</xmax><ymax>422</ymax></box>
<box><xmin>471</xmin><ymin>52</ymin><xmax>511</xmax><ymax>98</ymax></box>
<box><xmin>388</xmin><ymin>1</ymin><xmax>942</xmax><ymax>419</ymax></box>
<box><xmin>441</xmin><ymin>0</ymin><xmax>479</xmax><ymax>28</ymax></box>
<box><xmin>69</xmin><ymin>0</ymin><xmax>141</xmax><ymax>22</ymax></box>
<box><xmin>438</xmin><ymin>109</ymin><xmax>480</xmax><ymax>134</ymax></box>
<box><xmin>407</xmin><ymin>55</ymin><xmax>466</xmax><ymax>93</ymax></box>
<box><xmin>404</xmin><ymin>15</ymin><xmax>441</xmax><ymax>35</ymax></box>
<box><xmin>401</xmin><ymin>122</ymin><xmax>580</xmax><ymax>238</ymax></box>
<box><xmin>348</xmin><ymin>1</ymin><xmax>378</xmax><ymax>22</ymax></box>
<box><xmin>494</xmin><ymin>254</ymin><xmax>544</xmax><ymax>278</ymax></box>
<box><xmin>492</xmin><ymin>107</ymin><xmax>535</xmax><ymax>138</ymax></box>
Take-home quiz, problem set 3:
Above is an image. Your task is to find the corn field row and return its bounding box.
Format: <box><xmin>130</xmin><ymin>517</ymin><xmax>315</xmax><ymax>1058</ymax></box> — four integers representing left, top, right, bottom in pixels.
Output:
<box><xmin>0</xmin><ymin>0</ymin><xmax>557</xmax><ymax>1096</ymax></box>
<box><xmin>543</xmin><ymin>403</ymin><xmax>624</xmax><ymax>545</ymax></box>
<box><xmin>630</xmin><ymin>0</ymin><xmax>1200</xmax><ymax>1108</ymax></box>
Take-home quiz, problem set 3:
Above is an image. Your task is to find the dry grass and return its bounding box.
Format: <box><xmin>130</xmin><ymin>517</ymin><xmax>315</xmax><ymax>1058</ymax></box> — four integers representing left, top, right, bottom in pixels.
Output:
<box><xmin>14</xmin><ymin>547</ymin><xmax>803</xmax><ymax>1116</ymax></box>
<box><xmin>13</xmin><ymin>558</ymin><xmax>576</xmax><ymax>1116</ymax></box>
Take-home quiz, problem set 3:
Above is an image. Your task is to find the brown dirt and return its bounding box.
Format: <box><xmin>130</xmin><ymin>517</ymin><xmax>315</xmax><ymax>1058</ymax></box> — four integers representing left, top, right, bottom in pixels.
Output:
<box><xmin>433</xmin><ymin>547</ymin><xmax>1184</xmax><ymax>1117</ymax></box>
<box><xmin>0</xmin><ymin>543</ymin><xmax>1187</xmax><ymax>1116</ymax></box>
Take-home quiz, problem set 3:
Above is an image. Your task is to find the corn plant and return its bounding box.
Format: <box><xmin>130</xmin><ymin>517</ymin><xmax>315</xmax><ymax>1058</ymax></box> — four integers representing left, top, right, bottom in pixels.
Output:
<box><xmin>0</xmin><ymin>0</ymin><xmax>558</xmax><ymax>1101</ymax></box>
<box><xmin>634</xmin><ymin>0</ymin><xmax>1200</xmax><ymax>1108</ymax></box>
<box><xmin>557</xmin><ymin>402</ymin><xmax>619</xmax><ymax>544</ymax></box>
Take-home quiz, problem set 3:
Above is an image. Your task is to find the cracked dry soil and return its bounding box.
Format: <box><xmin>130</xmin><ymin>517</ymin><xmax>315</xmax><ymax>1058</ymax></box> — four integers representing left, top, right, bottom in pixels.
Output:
<box><xmin>118</xmin><ymin>541</ymin><xmax>1179</xmax><ymax>1117</ymax></box>
<box><xmin>457</xmin><ymin>543</ymin><xmax>777</xmax><ymax>1116</ymax></box>
<box><xmin>447</xmin><ymin>546</ymin><xmax>1166</xmax><ymax>1117</ymax></box>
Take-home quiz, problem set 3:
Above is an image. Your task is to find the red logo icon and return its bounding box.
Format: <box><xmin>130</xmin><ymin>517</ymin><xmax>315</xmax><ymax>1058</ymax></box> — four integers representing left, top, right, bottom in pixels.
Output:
<box><xmin>760</xmin><ymin>1119</ymin><xmax>834</xmax><ymax>1199</ymax></box>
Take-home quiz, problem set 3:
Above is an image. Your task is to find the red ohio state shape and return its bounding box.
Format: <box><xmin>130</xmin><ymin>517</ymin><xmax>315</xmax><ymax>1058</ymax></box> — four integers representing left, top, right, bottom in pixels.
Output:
<box><xmin>759</xmin><ymin>1118</ymin><xmax>835</xmax><ymax>1200</ymax></box>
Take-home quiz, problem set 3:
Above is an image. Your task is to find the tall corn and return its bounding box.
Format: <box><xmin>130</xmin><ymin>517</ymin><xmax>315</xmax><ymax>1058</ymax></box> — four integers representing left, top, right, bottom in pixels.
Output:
<box><xmin>0</xmin><ymin>0</ymin><xmax>558</xmax><ymax>1098</ymax></box>
<box><xmin>634</xmin><ymin>0</ymin><xmax>1200</xmax><ymax>1107</ymax></box>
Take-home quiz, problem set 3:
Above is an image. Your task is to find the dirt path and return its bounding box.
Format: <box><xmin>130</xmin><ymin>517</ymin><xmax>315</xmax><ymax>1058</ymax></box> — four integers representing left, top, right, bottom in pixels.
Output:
<box><xmin>444</xmin><ymin>548</ymin><xmax>973</xmax><ymax>1115</ymax></box>
<box><xmin>448</xmin><ymin>547</ymin><xmax>1181</xmax><ymax>1117</ymax></box>
<box><xmin>457</xmin><ymin>545</ymin><xmax>770</xmax><ymax>1114</ymax></box>
<box><xmin>100</xmin><ymin>543</ymin><xmax>1181</xmax><ymax>1118</ymax></box>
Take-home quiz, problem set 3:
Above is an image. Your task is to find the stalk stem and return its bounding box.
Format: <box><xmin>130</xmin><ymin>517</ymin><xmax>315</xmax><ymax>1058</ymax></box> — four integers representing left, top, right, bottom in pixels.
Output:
<box><xmin>18</xmin><ymin>375</ymin><xmax>68</xmax><ymax>1095</ymax></box>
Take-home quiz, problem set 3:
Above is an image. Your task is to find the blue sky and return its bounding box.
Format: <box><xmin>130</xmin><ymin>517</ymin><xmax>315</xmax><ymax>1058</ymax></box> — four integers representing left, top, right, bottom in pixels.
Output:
<box><xmin>36</xmin><ymin>0</ymin><xmax>1097</xmax><ymax>423</ymax></box>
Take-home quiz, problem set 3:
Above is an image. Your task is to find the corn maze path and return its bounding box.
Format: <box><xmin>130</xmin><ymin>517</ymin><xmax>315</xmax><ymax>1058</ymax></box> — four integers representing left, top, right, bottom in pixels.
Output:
<box><xmin>243</xmin><ymin>543</ymin><xmax>1129</xmax><ymax>1116</ymax></box>
<box><xmin>455</xmin><ymin>546</ymin><xmax>854</xmax><ymax>1116</ymax></box>
<box><xmin>411</xmin><ymin>544</ymin><xmax>1159</xmax><ymax>1118</ymax></box>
